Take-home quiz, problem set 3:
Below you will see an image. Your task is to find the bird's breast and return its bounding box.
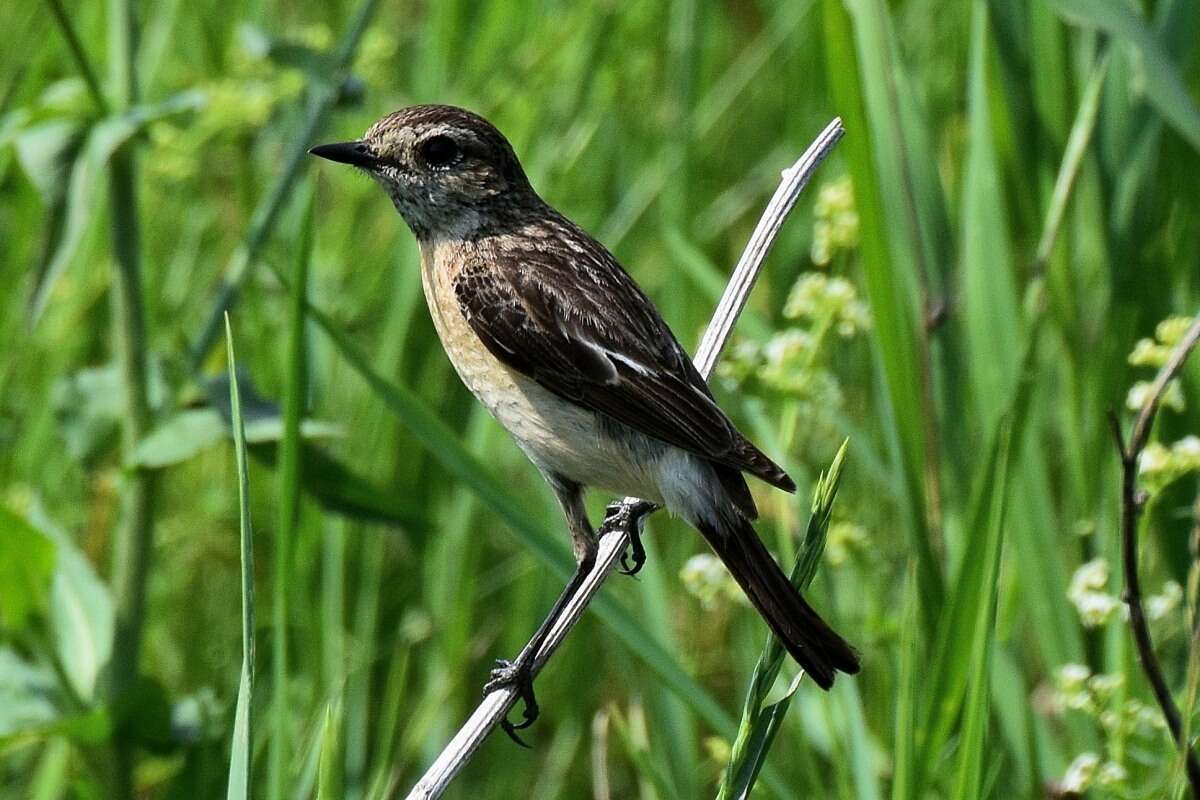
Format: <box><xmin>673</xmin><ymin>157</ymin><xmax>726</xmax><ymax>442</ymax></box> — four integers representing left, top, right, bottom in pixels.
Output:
<box><xmin>418</xmin><ymin>246</ymin><xmax>662</xmax><ymax>500</ymax></box>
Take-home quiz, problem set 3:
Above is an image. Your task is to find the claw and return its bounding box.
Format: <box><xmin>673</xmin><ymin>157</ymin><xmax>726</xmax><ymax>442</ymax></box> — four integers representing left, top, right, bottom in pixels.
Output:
<box><xmin>609</xmin><ymin>503</ymin><xmax>648</xmax><ymax>576</ymax></box>
<box><xmin>619</xmin><ymin>533</ymin><xmax>645</xmax><ymax>576</ymax></box>
<box><xmin>484</xmin><ymin>658</ymin><xmax>539</xmax><ymax>746</ymax></box>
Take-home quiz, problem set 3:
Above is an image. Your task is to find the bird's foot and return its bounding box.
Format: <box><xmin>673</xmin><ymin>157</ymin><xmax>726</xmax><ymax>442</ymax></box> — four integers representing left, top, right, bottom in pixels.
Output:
<box><xmin>619</xmin><ymin>525</ymin><xmax>646</xmax><ymax>576</ymax></box>
<box><xmin>484</xmin><ymin>658</ymin><xmax>539</xmax><ymax>747</ymax></box>
<box><xmin>606</xmin><ymin>501</ymin><xmax>652</xmax><ymax>576</ymax></box>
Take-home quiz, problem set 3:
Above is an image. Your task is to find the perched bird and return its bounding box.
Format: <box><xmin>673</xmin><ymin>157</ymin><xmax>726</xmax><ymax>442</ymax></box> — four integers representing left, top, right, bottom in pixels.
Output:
<box><xmin>310</xmin><ymin>104</ymin><xmax>859</xmax><ymax>738</ymax></box>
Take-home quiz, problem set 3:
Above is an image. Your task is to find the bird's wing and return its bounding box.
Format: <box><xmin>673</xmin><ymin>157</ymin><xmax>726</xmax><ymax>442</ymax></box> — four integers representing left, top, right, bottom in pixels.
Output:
<box><xmin>453</xmin><ymin>218</ymin><xmax>794</xmax><ymax>492</ymax></box>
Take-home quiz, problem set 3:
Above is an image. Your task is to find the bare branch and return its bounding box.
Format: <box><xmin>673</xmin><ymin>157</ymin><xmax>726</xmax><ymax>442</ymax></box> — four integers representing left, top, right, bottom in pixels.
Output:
<box><xmin>404</xmin><ymin>118</ymin><xmax>845</xmax><ymax>800</ymax></box>
<box><xmin>1113</xmin><ymin>313</ymin><xmax>1200</xmax><ymax>794</ymax></box>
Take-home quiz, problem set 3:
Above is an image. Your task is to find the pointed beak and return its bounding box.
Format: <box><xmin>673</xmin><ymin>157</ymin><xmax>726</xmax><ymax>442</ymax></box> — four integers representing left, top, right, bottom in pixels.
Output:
<box><xmin>308</xmin><ymin>140</ymin><xmax>378</xmax><ymax>168</ymax></box>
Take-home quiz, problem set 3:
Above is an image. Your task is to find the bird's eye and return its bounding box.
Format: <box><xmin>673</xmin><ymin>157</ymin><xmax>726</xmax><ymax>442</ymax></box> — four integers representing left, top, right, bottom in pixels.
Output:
<box><xmin>419</xmin><ymin>135</ymin><xmax>461</xmax><ymax>169</ymax></box>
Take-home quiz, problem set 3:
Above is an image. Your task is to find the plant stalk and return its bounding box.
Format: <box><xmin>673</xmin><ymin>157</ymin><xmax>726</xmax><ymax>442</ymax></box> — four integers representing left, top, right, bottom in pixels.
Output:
<box><xmin>105</xmin><ymin>0</ymin><xmax>156</xmax><ymax>796</ymax></box>
<box><xmin>1110</xmin><ymin>314</ymin><xmax>1200</xmax><ymax>795</ymax></box>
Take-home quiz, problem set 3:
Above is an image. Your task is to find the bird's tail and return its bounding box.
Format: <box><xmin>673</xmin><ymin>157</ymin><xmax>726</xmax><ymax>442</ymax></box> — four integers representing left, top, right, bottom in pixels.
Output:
<box><xmin>697</xmin><ymin>514</ymin><xmax>860</xmax><ymax>689</ymax></box>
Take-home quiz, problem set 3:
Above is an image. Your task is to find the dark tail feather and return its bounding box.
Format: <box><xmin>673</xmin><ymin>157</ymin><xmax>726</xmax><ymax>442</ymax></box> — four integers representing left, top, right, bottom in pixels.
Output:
<box><xmin>698</xmin><ymin>515</ymin><xmax>860</xmax><ymax>689</ymax></box>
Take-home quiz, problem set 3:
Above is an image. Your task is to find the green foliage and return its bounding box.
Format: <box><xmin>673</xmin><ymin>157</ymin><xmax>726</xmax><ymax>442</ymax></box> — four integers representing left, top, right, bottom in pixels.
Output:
<box><xmin>717</xmin><ymin>440</ymin><xmax>848</xmax><ymax>800</ymax></box>
<box><xmin>224</xmin><ymin>316</ymin><xmax>256</xmax><ymax>800</ymax></box>
<box><xmin>1</xmin><ymin>0</ymin><xmax>1199</xmax><ymax>797</ymax></box>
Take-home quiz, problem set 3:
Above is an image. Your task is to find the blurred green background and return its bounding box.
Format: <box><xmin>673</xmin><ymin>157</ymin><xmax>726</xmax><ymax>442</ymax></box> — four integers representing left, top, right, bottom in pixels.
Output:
<box><xmin>2</xmin><ymin>0</ymin><xmax>1200</xmax><ymax>797</ymax></box>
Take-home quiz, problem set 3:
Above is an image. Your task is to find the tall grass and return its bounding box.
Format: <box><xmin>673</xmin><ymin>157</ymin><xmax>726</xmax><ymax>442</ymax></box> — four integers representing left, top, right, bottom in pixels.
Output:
<box><xmin>2</xmin><ymin>0</ymin><xmax>1199</xmax><ymax>797</ymax></box>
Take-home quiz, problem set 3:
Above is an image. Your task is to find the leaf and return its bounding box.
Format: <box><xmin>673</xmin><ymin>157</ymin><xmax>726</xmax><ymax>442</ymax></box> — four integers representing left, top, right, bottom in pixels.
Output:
<box><xmin>0</xmin><ymin>648</ymin><xmax>60</xmax><ymax>738</ymax></box>
<box><xmin>238</xmin><ymin>24</ymin><xmax>339</xmax><ymax>81</ymax></box>
<box><xmin>27</xmin><ymin>90</ymin><xmax>205</xmax><ymax>325</ymax></box>
<box><xmin>0</xmin><ymin>506</ymin><xmax>57</xmax><ymax>631</ymax></box>
<box><xmin>52</xmin><ymin>364</ymin><xmax>124</xmax><ymax>464</ymax></box>
<box><xmin>918</xmin><ymin>414</ymin><xmax>1016</xmax><ymax>792</ymax></box>
<box><xmin>891</xmin><ymin>562</ymin><xmax>921</xmax><ymax>800</ymax></box>
<box><xmin>224</xmin><ymin>316</ymin><xmax>256</xmax><ymax>800</ymax></box>
<box><xmin>961</xmin><ymin>1</ymin><xmax>1023</xmax><ymax>425</ymax></box>
<box><xmin>132</xmin><ymin>408</ymin><xmax>226</xmax><ymax>468</ymax></box>
<box><xmin>315</xmin><ymin>700</ymin><xmax>344</xmax><ymax>800</ymax></box>
<box><xmin>1050</xmin><ymin>0</ymin><xmax>1200</xmax><ymax>153</ymax></box>
<box><xmin>717</xmin><ymin>440</ymin><xmax>848</xmax><ymax>800</ymax></box>
<box><xmin>25</xmin><ymin>502</ymin><xmax>113</xmax><ymax>704</ymax></box>
<box><xmin>823</xmin><ymin>0</ymin><xmax>943</xmax><ymax>624</ymax></box>
<box><xmin>203</xmin><ymin>372</ymin><xmax>427</xmax><ymax>529</ymax></box>
<box><xmin>269</xmin><ymin>180</ymin><xmax>312</xmax><ymax>800</ymax></box>
<box><xmin>14</xmin><ymin>119</ymin><xmax>84</xmax><ymax>202</ymax></box>
<box><xmin>132</xmin><ymin>407</ymin><xmax>343</xmax><ymax>469</ymax></box>
<box><xmin>952</xmin><ymin>419</ymin><xmax>1011</xmax><ymax>799</ymax></box>
<box><xmin>54</xmin><ymin>361</ymin><xmax>167</xmax><ymax>465</ymax></box>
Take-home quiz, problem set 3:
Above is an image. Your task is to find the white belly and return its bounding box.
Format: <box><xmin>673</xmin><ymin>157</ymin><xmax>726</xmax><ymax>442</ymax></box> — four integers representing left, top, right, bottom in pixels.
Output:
<box><xmin>420</xmin><ymin>255</ymin><xmax>663</xmax><ymax>501</ymax></box>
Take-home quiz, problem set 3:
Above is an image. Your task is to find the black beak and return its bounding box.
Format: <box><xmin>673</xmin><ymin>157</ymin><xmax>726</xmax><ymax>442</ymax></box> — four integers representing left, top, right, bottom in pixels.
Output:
<box><xmin>308</xmin><ymin>140</ymin><xmax>377</xmax><ymax>168</ymax></box>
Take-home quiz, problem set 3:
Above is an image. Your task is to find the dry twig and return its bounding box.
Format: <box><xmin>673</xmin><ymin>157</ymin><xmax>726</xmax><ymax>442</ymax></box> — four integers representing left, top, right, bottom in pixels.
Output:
<box><xmin>1109</xmin><ymin>313</ymin><xmax>1200</xmax><ymax>794</ymax></box>
<box><xmin>403</xmin><ymin>118</ymin><xmax>845</xmax><ymax>800</ymax></box>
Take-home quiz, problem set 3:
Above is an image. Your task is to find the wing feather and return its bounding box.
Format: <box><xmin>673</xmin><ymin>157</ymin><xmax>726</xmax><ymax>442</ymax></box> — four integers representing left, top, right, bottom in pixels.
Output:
<box><xmin>453</xmin><ymin>216</ymin><xmax>794</xmax><ymax>493</ymax></box>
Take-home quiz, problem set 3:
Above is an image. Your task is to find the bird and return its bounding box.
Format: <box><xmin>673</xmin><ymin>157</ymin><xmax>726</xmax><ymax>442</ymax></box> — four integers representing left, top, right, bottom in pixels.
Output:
<box><xmin>310</xmin><ymin>104</ymin><xmax>859</xmax><ymax>740</ymax></box>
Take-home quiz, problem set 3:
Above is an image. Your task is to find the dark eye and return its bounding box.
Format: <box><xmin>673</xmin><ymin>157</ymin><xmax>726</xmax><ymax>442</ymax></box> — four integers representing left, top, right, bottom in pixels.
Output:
<box><xmin>419</xmin><ymin>135</ymin><xmax>461</xmax><ymax>168</ymax></box>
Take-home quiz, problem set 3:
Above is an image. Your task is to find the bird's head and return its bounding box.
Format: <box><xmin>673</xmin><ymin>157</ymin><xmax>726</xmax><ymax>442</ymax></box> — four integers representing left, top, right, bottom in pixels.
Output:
<box><xmin>309</xmin><ymin>104</ymin><xmax>535</xmax><ymax>240</ymax></box>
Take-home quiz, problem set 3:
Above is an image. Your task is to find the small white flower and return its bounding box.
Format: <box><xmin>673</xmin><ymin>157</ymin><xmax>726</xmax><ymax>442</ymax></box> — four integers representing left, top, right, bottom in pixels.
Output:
<box><xmin>1128</xmin><ymin>699</ymin><xmax>1168</xmax><ymax>731</ymax></box>
<box><xmin>1068</xmin><ymin>560</ymin><xmax>1124</xmax><ymax>627</ymax></box>
<box><xmin>1126</xmin><ymin>380</ymin><xmax>1186</xmax><ymax>413</ymax></box>
<box><xmin>1128</xmin><ymin>337</ymin><xmax>1168</xmax><ymax>367</ymax></box>
<box><xmin>1060</xmin><ymin>752</ymin><xmax>1101</xmax><ymax>792</ymax></box>
<box><xmin>1126</xmin><ymin>381</ymin><xmax>1153</xmax><ymax>411</ymax></box>
<box><xmin>1097</xmin><ymin>761</ymin><xmax>1127</xmax><ymax>786</ymax></box>
<box><xmin>1147</xmin><ymin>581</ymin><xmax>1182</xmax><ymax>620</ymax></box>
<box><xmin>1175</xmin><ymin>435</ymin><xmax>1200</xmax><ymax>467</ymax></box>
<box><xmin>1057</xmin><ymin>663</ymin><xmax>1091</xmax><ymax>690</ymax></box>
<box><xmin>1087</xmin><ymin>672</ymin><xmax>1123</xmax><ymax>699</ymax></box>
<box><xmin>1156</xmin><ymin>316</ymin><xmax>1194</xmax><ymax>347</ymax></box>
<box><xmin>680</xmin><ymin>554</ymin><xmax>744</xmax><ymax>609</ymax></box>
<box><xmin>1138</xmin><ymin>442</ymin><xmax>1173</xmax><ymax>475</ymax></box>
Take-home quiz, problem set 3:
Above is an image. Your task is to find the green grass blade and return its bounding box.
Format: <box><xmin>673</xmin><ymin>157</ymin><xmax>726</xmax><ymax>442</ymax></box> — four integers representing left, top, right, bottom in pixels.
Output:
<box><xmin>1035</xmin><ymin>49</ymin><xmax>1111</xmax><ymax>266</ymax></box>
<box><xmin>950</xmin><ymin>420</ymin><xmax>1011</xmax><ymax>800</ymax></box>
<box><xmin>225</xmin><ymin>314</ymin><xmax>257</xmax><ymax>800</ymax></box>
<box><xmin>1050</xmin><ymin>0</ymin><xmax>1200</xmax><ymax>152</ymax></box>
<box><xmin>890</xmin><ymin>561</ymin><xmax>920</xmax><ymax>800</ymax></box>
<box><xmin>717</xmin><ymin>441</ymin><xmax>848</xmax><ymax>800</ymax></box>
<box><xmin>315</xmin><ymin>700</ymin><xmax>344</xmax><ymax>800</ymax></box>
<box><xmin>961</xmin><ymin>1</ymin><xmax>1022</xmax><ymax>427</ymax></box>
<box><xmin>915</xmin><ymin>322</ymin><xmax>1040</xmax><ymax>794</ymax></box>
<box><xmin>268</xmin><ymin>182</ymin><xmax>312</xmax><ymax>800</ymax></box>
<box><xmin>823</xmin><ymin>0</ymin><xmax>942</xmax><ymax>624</ymax></box>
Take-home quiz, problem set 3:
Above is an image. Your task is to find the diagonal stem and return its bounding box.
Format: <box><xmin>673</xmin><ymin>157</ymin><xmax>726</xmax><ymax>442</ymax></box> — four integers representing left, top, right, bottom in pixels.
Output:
<box><xmin>404</xmin><ymin>117</ymin><xmax>844</xmax><ymax>800</ymax></box>
<box><xmin>187</xmin><ymin>0</ymin><xmax>380</xmax><ymax>368</ymax></box>
<box><xmin>1109</xmin><ymin>313</ymin><xmax>1200</xmax><ymax>795</ymax></box>
<box><xmin>45</xmin><ymin>0</ymin><xmax>110</xmax><ymax>114</ymax></box>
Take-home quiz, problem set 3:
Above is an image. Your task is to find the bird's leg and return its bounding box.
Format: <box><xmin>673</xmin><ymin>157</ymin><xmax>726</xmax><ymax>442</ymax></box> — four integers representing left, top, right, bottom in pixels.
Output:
<box><xmin>485</xmin><ymin>477</ymin><xmax>596</xmax><ymax>745</ymax></box>
<box><xmin>607</xmin><ymin>500</ymin><xmax>654</xmax><ymax>576</ymax></box>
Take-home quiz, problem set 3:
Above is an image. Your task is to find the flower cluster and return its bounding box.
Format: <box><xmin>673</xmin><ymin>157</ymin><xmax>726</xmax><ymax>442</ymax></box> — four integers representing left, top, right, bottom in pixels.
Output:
<box><xmin>1138</xmin><ymin>435</ymin><xmax>1200</xmax><ymax>491</ymax></box>
<box><xmin>719</xmin><ymin>273</ymin><xmax>869</xmax><ymax>412</ymax></box>
<box><xmin>1053</xmin><ymin>752</ymin><xmax>1127</xmax><ymax>795</ymax></box>
<box><xmin>1127</xmin><ymin>316</ymin><xmax>1197</xmax><ymax>368</ymax></box>
<box><xmin>1066</xmin><ymin>558</ymin><xmax>1180</xmax><ymax>628</ymax></box>
<box><xmin>783</xmin><ymin>273</ymin><xmax>871</xmax><ymax>338</ymax></box>
<box><xmin>680</xmin><ymin>554</ymin><xmax>746</xmax><ymax>610</ymax></box>
<box><xmin>1051</xmin><ymin>663</ymin><xmax>1171</xmax><ymax>796</ymax></box>
<box><xmin>1066</xmin><ymin>558</ymin><xmax>1123</xmax><ymax>628</ymax></box>
<box><xmin>810</xmin><ymin>176</ymin><xmax>859</xmax><ymax>267</ymax></box>
<box><xmin>1125</xmin><ymin>315</ymin><xmax>1199</xmax><ymax>492</ymax></box>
